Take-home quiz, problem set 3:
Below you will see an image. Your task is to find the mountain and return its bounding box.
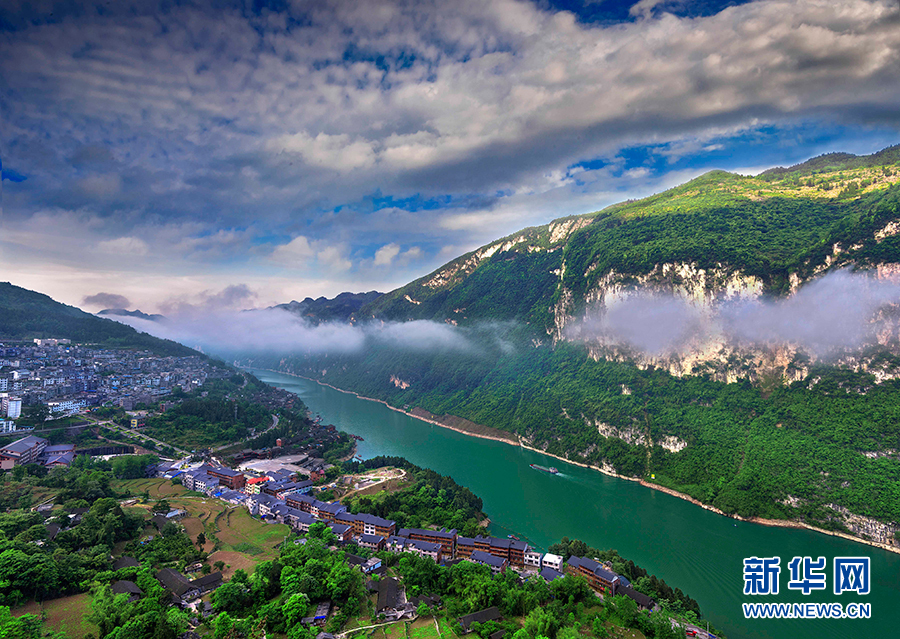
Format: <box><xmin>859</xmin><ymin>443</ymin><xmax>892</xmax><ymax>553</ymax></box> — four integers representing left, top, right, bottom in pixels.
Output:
<box><xmin>248</xmin><ymin>145</ymin><xmax>900</xmax><ymax>547</ymax></box>
<box><xmin>271</xmin><ymin>291</ymin><xmax>383</xmax><ymax>324</ymax></box>
<box><xmin>0</xmin><ymin>282</ymin><xmax>199</xmax><ymax>357</ymax></box>
<box><xmin>98</xmin><ymin>308</ymin><xmax>167</xmax><ymax>322</ymax></box>
<box><xmin>359</xmin><ymin>145</ymin><xmax>900</xmax><ymax>383</ymax></box>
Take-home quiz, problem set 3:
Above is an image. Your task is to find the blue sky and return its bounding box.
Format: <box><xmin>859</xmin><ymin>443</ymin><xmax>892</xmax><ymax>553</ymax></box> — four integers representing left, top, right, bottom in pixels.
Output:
<box><xmin>2</xmin><ymin>0</ymin><xmax>899</xmax><ymax>313</ymax></box>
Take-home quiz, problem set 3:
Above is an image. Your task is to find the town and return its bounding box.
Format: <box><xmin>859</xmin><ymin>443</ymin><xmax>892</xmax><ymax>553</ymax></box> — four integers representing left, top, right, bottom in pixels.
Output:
<box><xmin>0</xmin><ymin>342</ymin><xmax>713</xmax><ymax>639</ymax></box>
<box><xmin>0</xmin><ymin>338</ymin><xmax>230</xmax><ymax>433</ymax></box>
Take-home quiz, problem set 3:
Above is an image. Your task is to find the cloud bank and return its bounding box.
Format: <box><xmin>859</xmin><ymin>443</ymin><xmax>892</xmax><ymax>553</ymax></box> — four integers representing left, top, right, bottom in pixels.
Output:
<box><xmin>567</xmin><ymin>270</ymin><xmax>900</xmax><ymax>357</ymax></box>
<box><xmin>111</xmin><ymin>307</ymin><xmax>492</xmax><ymax>357</ymax></box>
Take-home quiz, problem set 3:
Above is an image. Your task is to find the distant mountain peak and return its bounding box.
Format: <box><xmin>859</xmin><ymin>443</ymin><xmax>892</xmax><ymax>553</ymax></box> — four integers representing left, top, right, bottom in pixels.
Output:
<box><xmin>97</xmin><ymin>308</ymin><xmax>167</xmax><ymax>322</ymax></box>
<box><xmin>271</xmin><ymin>291</ymin><xmax>383</xmax><ymax>324</ymax></box>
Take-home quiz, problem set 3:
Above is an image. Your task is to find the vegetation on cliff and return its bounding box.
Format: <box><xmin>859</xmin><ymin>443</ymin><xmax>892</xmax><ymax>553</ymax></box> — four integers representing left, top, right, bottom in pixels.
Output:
<box><xmin>0</xmin><ymin>282</ymin><xmax>201</xmax><ymax>357</ymax></box>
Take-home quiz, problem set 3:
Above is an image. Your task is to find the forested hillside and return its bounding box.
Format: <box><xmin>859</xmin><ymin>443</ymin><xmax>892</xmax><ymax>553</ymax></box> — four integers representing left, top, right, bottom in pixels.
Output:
<box><xmin>249</xmin><ymin>146</ymin><xmax>900</xmax><ymax>547</ymax></box>
<box><xmin>360</xmin><ymin>146</ymin><xmax>900</xmax><ymax>330</ymax></box>
<box><xmin>0</xmin><ymin>282</ymin><xmax>199</xmax><ymax>356</ymax></box>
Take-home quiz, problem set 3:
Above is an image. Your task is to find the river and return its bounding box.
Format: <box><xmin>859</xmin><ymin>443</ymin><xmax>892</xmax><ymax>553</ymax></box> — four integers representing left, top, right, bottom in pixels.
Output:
<box><xmin>248</xmin><ymin>368</ymin><xmax>900</xmax><ymax>639</ymax></box>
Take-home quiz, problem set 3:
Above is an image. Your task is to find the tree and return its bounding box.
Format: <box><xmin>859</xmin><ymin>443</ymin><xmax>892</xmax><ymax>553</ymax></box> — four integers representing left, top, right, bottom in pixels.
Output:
<box><xmin>215</xmin><ymin>560</ymin><xmax>226</xmax><ymax>571</ymax></box>
<box><xmin>153</xmin><ymin>499</ymin><xmax>170</xmax><ymax>514</ymax></box>
<box><xmin>0</xmin><ymin>605</ymin><xmax>66</xmax><ymax>639</ymax></box>
<box><xmin>197</xmin><ymin>532</ymin><xmax>206</xmax><ymax>547</ymax></box>
<box><xmin>521</xmin><ymin>605</ymin><xmax>559</xmax><ymax>639</ymax></box>
<box><xmin>88</xmin><ymin>585</ymin><xmax>133</xmax><ymax>637</ymax></box>
<box><xmin>284</xmin><ymin>592</ymin><xmax>310</xmax><ymax>627</ymax></box>
<box><xmin>214</xmin><ymin>612</ymin><xmax>236</xmax><ymax>639</ymax></box>
<box><xmin>212</xmin><ymin>581</ymin><xmax>254</xmax><ymax>614</ymax></box>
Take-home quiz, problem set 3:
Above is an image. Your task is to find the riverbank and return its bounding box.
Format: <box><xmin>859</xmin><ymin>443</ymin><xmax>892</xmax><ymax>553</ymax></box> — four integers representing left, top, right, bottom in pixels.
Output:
<box><xmin>258</xmin><ymin>368</ymin><xmax>900</xmax><ymax>556</ymax></box>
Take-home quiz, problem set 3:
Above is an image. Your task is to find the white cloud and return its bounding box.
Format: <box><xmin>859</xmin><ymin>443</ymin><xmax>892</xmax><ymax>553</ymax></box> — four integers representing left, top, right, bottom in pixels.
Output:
<box><xmin>374</xmin><ymin>243</ymin><xmax>401</xmax><ymax>266</ymax></box>
<box><xmin>317</xmin><ymin>244</ymin><xmax>352</xmax><ymax>272</ymax></box>
<box><xmin>266</xmin><ymin>132</ymin><xmax>377</xmax><ymax>172</ymax></box>
<box><xmin>271</xmin><ymin>236</ymin><xmax>316</xmax><ymax>266</ymax></box>
<box><xmin>270</xmin><ymin>236</ymin><xmax>352</xmax><ymax>272</ymax></box>
<box><xmin>97</xmin><ymin>236</ymin><xmax>149</xmax><ymax>255</ymax></box>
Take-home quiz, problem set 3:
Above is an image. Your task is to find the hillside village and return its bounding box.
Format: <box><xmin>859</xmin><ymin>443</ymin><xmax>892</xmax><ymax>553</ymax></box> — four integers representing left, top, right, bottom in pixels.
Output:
<box><xmin>1</xmin><ymin>428</ymin><xmax>709</xmax><ymax>639</ymax></box>
<box><xmin>0</xmin><ymin>341</ymin><xmax>712</xmax><ymax>639</ymax></box>
<box><xmin>0</xmin><ymin>339</ymin><xmax>229</xmax><ymax>434</ymax></box>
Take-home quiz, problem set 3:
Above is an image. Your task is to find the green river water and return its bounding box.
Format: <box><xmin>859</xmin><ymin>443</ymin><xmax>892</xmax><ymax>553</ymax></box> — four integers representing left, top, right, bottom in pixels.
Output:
<box><xmin>249</xmin><ymin>368</ymin><xmax>900</xmax><ymax>639</ymax></box>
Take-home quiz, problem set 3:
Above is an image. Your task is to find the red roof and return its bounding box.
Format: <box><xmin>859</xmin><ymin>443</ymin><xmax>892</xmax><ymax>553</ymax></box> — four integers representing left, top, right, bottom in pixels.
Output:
<box><xmin>246</xmin><ymin>476</ymin><xmax>269</xmax><ymax>485</ymax></box>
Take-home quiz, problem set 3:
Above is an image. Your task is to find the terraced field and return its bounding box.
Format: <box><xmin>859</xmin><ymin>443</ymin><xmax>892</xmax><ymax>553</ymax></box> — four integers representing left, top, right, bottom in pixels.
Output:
<box><xmin>113</xmin><ymin>477</ymin><xmax>289</xmax><ymax>569</ymax></box>
<box><xmin>15</xmin><ymin>593</ymin><xmax>97</xmax><ymax>638</ymax></box>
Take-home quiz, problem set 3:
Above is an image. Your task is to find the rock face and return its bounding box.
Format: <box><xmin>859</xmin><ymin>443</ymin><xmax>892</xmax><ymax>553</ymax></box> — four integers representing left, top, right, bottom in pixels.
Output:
<box><xmin>548</xmin><ymin>259</ymin><xmax>900</xmax><ymax>384</ymax></box>
<box><xmin>826</xmin><ymin>504</ymin><xmax>900</xmax><ymax>547</ymax></box>
<box><xmin>361</xmin><ymin>151</ymin><xmax>900</xmax><ymax>385</ymax></box>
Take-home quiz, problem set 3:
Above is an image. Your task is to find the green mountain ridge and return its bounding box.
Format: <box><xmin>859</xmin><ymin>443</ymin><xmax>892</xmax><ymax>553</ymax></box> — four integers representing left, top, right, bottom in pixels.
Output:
<box><xmin>270</xmin><ymin>291</ymin><xmax>383</xmax><ymax>325</ymax></box>
<box><xmin>0</xmin><ymin>282</ymin><xmax>202</xmax><ymax>357</ymax></box>
<box><xmin>359</xmin><ymin>145</ymin><xmax>900</xmax><ymax>328</ymax></box>
<box><xmin>250</xmin><ymin>145</ymin><xmax>900</xmax><ymax>547</ymax></box>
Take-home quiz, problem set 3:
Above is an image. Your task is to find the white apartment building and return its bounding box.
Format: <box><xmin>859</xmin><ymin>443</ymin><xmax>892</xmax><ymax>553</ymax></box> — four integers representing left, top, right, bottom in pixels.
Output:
<box><xmin>542</xmin><ymin>553</ymin><xmax>563</xmax><ymax>571</ymax></box>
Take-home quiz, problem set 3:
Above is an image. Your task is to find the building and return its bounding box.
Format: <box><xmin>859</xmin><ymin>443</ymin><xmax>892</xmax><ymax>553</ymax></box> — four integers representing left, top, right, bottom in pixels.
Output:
<box><xmin>385</xmin><ymin>535</ymin><xmax>410</xmax><ymax>553</ymax></box>
<box><xmin>362</xmin><ymin>557</ymin><xmax>382</xmax><ymax>573</ymax></box>
<box><xmin>207</xmin><ymin>466</ymin><xmax>246</xmax><ymax>490</ymax></box>
<box><xmin>358</xmin><ymin>534</ymin><xmax>385</xmax><ymax>551</ymax></box>
<box><xmin>113</xmin><ymin>556</ymin><xmax>140</xmax><ymax>571</ymax></box>
<box><xmin>455</xmin><ymin>537</ymin><xmax>476</xmax><ymax>559</ymax></box>
<box><xmin>251</xmin><ymin>493</ymin><xmax>283</xmax><ymax>518</ymax></box>
<box><xmin>508</xmin><ymin>539</ymin><xmax>527</xmax><ymax>566</ymax></box>
<box><xmin>47</xmin><ymin>397</ymin><xmax>86</xmax><ymax>414</ymax></box>
<box><xmin>328</xmin><ymin>523</ymin><xmax>353</xmax><ymax>543</ymax></box>
<box><xmin>565</xmin><ymin>556</ymin><xmax>620</xmax><ymax>596</ymax></box>
<box><xmin>0</xmin><ymin>435</ymin><xmax>48</xmax><ymax>468</ymax></box>
<box><xmin>156</xmin><ymin>568</ymin><xmax>200</xmax><ymax>601</ymax></box>
<box><xmin>398</xmin><ymin>527</ymin><xmax>457</xmax><ymax>557</ymax></box>
<box><xmin>2</xmin><ymin>396</ymin><xmax>22</xmax><ymax>419</ymax></box>
<box><xmin>524</xmin><ymin>549</ymin><xmax>542</xmax><ymax>569</ymax></box>
<box><xmin>470</xmin><ymin>550</ymin><xmax>508</xmax><ymax>574</ymax></box>
<box><xmin>458</xmin><ymin>534</ymin><xmax>527</xmax><ymax>567</ymax></box>
<box><xmin>408</xmin><ymin>539</ymin><xmax>443</xmax><ymax>563</ymax></box>
<box><xmin>219</xmin><ymin>490</ymin><xmax>249</xmax><ymax>506</ymax></box>
<box><xmin>262</xmin><ymin>480</ymin><xmax>296</xmax><ymax>498</ymax></box>
<box><xmin>111</xmin><ymin>580</ymin><xmax>144</xmax><ymax>603</ymax></box>
<box><xmin>458</xmin><ymin>607</ymin><xmax>502</xmax><ymax>634</ymax></box>
<box><xmin>373</xmin><ymin>577</ymin><xmax>415</xmax><ymax>621</ymax></box>
<box><xmin>539</xmin><ymin>567</ymin><xmax>564</xmax><ymax>582</ymax></box>
<box><xmin>194</xmin><ymin>475</ymin><xmax>220</xmax><ymax>494</ymax></box>
<box><xmin>285</xmin><ymin>493</ymin><xmax>317</xmax><ymax>511</ymax></box>
<box><xmin>619</xmin><ymin>585</ymin><xmax>655</xmax><ymax>610</ymax></box>
<box><xmin>192</xmin><ymin>572</ymin><xmax>223</xmax><ymax>596</ymax></box>
<box><xmin>349</xmin><ymin>513</ymin><xmax>396</xmax><ymax>538</ymax></box>
<box><xmin>289</xmin><ymin>510</ymin><xmax>320</xmax><ymax>533</ymax></box>
<box><xmin>0</xmin><ymin>420</ymin><xmax>20</xmax><ymax>434</ymax></box>
<box><xmin>244</xmin><ymin>476</ymin><xmax>270</xmax><ymax>494</ymax></box>
<box><xmin>316</xmin><ymin>501</ymin><xmax>347</xmax><ymax>522</ymax></box>
<box><xmin>40</xmin><ymin>443</ymin><xmax>75</xmax><ymax>467</ymax></box>
<box><xmin>542</xmin><ymin>553</ymin><xmax>563</xmax><ymax>571</ymax></box>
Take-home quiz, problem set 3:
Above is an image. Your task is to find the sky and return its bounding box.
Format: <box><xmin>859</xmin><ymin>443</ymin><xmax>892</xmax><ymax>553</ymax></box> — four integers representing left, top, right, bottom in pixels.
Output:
<box><xmin>2</xmin><ymin>0</ymin><xmax>899</xmax><ymax>314</ymax></box>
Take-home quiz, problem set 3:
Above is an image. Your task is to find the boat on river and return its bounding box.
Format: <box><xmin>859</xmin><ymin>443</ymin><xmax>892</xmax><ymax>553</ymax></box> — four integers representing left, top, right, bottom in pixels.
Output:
<box><xmin>529</xmin><ymin>464</ymin><xmax>559</xmax><ymax>474</ymax></box>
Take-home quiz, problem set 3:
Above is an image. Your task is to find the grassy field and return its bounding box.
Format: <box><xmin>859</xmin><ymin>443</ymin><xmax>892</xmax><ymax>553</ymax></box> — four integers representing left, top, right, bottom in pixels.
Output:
<box><xmin>14</xmin><ymin>593</ymin><xmax>97</xmax><ymax>638</ymax></box>
<box><xmin>408</xmin><ymin>616</ymin><xmax>444</xmax><ymax>639</ymax></box>
<box><xmin>113</xmin><ymin>477</ymin><xmax>188</xmax><ymax>499</ymax></box>
<box><xmin>216</xmin><ymin>506</ymin><xmax>289</xmax><ymax>558</ymax></box>
<box><xmin>112</xmin><ymin>477</ymin><xmax>289</xmax><ymax>574</ymax></box>
<box><xmin>207</xmin><ymin>550</ymin><xmax>261</xmax><ymax>580</ymax></box>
